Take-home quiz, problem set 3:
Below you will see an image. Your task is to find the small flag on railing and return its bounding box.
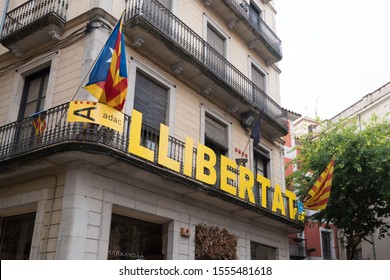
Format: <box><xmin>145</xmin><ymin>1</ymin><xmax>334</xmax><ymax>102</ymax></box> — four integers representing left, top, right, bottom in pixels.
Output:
<box><xmin>303</xmin><ymin>158</ymin><xmax>335</xmax><ymax>210</ymax></box>
<box><xmin>84</xmin><ymin>14</ymin><xmax>128</xmax><ymax>111</ymax></box>
<box><xmin>251</xmin><ymin>117</ymin><xmax>261</xmax><ymax>146</ymax></box>
<box><xmin>33</xmin><ymin>113</ymin><xmax>47</xmax><ymax>137</ymax></box>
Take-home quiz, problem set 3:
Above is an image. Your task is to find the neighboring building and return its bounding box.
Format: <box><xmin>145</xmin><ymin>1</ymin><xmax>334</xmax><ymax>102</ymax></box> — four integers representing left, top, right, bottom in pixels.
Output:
<box><xmin>283</xmin><ymin>110</ymin><xmax>308</xmax><ymax>260</ymax></box>
<box><xmin>330</xmin><ymin>82</ymin><xmax>390</xmax><ymax>260</ymax></box>
<box><xmin>286</xmin><ymin>115</ymin><xmax>343</xmax><ymax>260</ymax></box>
<box><xmin>283</xmin><ymin>110</ymin><xmax>301</xmax><ymax>180</ymax></box>
<box><xmin>0</xmin><ymin>0</ymin><xmax>303</xmax><ymax>260</ymax></box>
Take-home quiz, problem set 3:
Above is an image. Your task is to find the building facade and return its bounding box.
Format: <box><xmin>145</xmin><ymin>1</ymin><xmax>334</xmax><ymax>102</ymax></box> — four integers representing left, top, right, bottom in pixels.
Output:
<box><xmin>0</xmin><ymin>0</ymin><xmax>303</xmax><ymax>260</ymax></box>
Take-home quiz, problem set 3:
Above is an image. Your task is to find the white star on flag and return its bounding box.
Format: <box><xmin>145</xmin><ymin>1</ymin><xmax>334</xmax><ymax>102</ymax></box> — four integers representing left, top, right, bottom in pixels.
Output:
<box><xmin>106</xmin><ymin>47</ymin><xmax>114</xmax><ymax>63</ymax></box>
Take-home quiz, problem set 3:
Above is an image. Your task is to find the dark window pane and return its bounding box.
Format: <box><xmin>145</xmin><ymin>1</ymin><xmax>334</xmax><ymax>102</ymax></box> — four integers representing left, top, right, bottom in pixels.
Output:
<box><xmin>19</xmin><ymin>68</ymin><xmax>50</xmax><ymax>119</ymax></box>
<box><xmin>108</xmin><ymin>214</ymin><xmax>164</xmax><ymax>260</ymax></box>
<box><xmin>0</xmin><ymin>212</ymin><xmax>36</xmax><ymax>260</ymax></box>
<box><xmin>321</xmin><ymin>231</ymin><xmax>332</xmax><ymax>260</ymax></box>
<box><xmin>250</xmin><ymin>241</ymin><xmax>276</xmax><ymax>260</ymax></box>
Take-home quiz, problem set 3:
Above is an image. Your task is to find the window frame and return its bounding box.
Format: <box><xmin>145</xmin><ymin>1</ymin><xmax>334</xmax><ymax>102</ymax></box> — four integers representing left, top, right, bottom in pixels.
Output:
<box><xmin>7</xmin><ymin>53</ymin><xmax>58</xmax><ymax>123</ymax></box>
<box><xmin>253</xmin><ymin>146</ymin><xmax>270</xmax><ymax>178</ymax></box>
<box><xmin>125</xmin><ymin>58</ymin><xmax>176</xmax><ymax>132</ymax></box>
<box><xmin>200</xmin><ymin>105</ymin><xmax>232</xmax><ymax>158</ymax></box>
<box><xmin>248</xmin><ymin>57</ymin><xmax>268</xmax><ymax>93</ymax></box>
<box><xmin>18</xmin><ymin>67</ymin><xmax>50</xmax><ymax>120</ymax></box>
<box><xmin>108</xmin><ymin>205</ymin><xmax>172</xmax><ymax>260</ymax></box>
<box><xmin>250</xmin><ymin>241</ymin><xmax>276</xmax><ymax>260</ymax></box>
<box><xmin>203</xmin><ymin>14</ymin><xmax>230</xmax><ymax>60</ymax></box>
<box><xmin>0</xmin><ymin>212</ymin><xmax>37</xmax><ymax>260</ymax></box>
<box><xmin>319</xmin><ymin>227</ymin><xmax>335</xmax><ymax>260</ymax></box>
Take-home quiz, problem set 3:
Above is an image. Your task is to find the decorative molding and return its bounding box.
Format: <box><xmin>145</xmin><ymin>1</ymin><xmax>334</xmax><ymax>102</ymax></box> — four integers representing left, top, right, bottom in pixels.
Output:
<box><xmin>172</xmin><ymin>63</ymin><xmax>184</xmax><ymax>75</ymax></box>
<box><xmin>202</xmin><ymin>84</ymin><xmax>213</xmax><ymax>95</ymax></box>
<box><xmin>203</xmin><ymin>0</ymin><xmax>212</xmax><ymax>7</ymax></box>
<box><xmin>132</xmin><ymin>35</ymin><xmax>145</xmax><ymax>48</ymax></box>
<box><xmin>227</xmin><ymin>19</ymin><xmax>237</xmax><ymax>30</ymax></box>
<box><xmin>10</xmin><ymin>44</ymin><xmax>24</xmax><ymax>58</ymax></box>
<box><xmin>49</xmin><ymin>29</ymin><xmax>61</xmax><ymax>41</ymax></box>
<box><xmin>248</xmin><ymin>40</ymin><xmax>256</xmax><ymax>51</ymax></box>
<box><xmin>228</xmin><ymin>103</ymin><xmax>239</xmax><ymax>113</ymax></box>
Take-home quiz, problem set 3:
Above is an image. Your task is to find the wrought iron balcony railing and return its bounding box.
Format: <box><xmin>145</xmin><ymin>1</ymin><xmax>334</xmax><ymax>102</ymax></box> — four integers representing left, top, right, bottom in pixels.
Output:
<box><xmin>124</xmin><ymin>0</ymin><xmax>288</xmax><ymax>131</ymax></box>
<box><xmin>1</xmin><ymin>0</ymin><xmax>68</xmax><ymax>38</ymax></box>
<box><xmin>0</xmin><ymin>103</ymin><xmax>297</xmax><ymax>222</ymax></box>
<box><xmin>289</xmin><ymin>238</ymin><xmax>307</xmax><ymax>258</ymax></box>
<box><xmin>225</xmin><ymin>0</ymin><xmax>282</xmax><ymax>60</ymax></box>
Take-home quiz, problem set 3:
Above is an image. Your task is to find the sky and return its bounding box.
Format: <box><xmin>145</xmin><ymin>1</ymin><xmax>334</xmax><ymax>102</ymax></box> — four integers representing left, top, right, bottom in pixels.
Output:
<box><xmin>276</xmin><ymin>0</ymin><xmax>390</xmax><ymax>120</ymax></box>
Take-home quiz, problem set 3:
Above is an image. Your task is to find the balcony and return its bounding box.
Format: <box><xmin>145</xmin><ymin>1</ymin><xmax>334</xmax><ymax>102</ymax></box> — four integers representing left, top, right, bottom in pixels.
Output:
<box><xmin>0</xmin><ymin>103</ymin><xmax>302</xmax><ymax>232</ymax></box>
<box><xmin>289</xmin><ymin>237</ymin><xmax>307</xmax><ymax>259</ymax></box>
<box><xmin>124</xmin><ymin>0</ymin><xmax>288</xmax><ymax>138</ymax></box>
<box><xmin>202</xmin><ymin>0</ymin><xmax>282</xmax><ymax>65</ymax></box>
<box><xmin>0</xmin><ymin>0</ymin><xmax>68</xmax><ymax>57</ymax></box>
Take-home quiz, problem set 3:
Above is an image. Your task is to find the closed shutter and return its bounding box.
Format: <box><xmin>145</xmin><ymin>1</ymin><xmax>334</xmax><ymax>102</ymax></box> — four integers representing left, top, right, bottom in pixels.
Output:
<box><xmin>205</xmin><ymin>114</ymin><xmax>227</xmax><ymax>148</ymax></box>
<box><xmin>207</xmin><ymin>25</ymin><xmax>225</xmax><ymax>56</ymax></box>
<box><xmin>158</xmin><ymin>0</ymin><xmax>171</xmax><ymax>9</ymax></box>
<box><xmin>252</xmin><ymin>65</ymin><xmax>265</xmax><ymax>92</ymax></box>
<box><xmin>134</xmin><ymin>72</ymin><xmax>168</xmax><ymax>130</ymax></box>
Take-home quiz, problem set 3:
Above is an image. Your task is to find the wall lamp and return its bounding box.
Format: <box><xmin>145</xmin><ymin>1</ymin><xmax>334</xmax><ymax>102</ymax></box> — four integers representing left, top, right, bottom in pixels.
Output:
<box><xmin>241</xmin><ymin>111</ymin><xmax>258</xmax><ymax>128</ymax></box>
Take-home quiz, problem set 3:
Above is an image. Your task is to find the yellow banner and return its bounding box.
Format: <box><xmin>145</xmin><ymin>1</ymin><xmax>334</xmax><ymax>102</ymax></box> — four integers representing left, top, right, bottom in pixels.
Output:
<box><xmin>67</xmin><ymin>101</ymin><xmax>124</xmax><ymax>133</ymax></box>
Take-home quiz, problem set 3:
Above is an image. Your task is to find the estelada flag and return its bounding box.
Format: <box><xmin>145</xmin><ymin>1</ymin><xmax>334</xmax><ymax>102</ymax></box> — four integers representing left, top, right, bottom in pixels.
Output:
<box><xmin>33</xmin><ymin>114</ymin><xmax>46</xmax><ymax>137</ymax></box>
<box><xmin>84</xmin><ymin>15</ymin><xmax>128</xmax><ymax>111</ymax></box>
<box><xmin>304</xmin><ymin>158</ymin><xmax>335</xmax><ymax>210</ymax></box>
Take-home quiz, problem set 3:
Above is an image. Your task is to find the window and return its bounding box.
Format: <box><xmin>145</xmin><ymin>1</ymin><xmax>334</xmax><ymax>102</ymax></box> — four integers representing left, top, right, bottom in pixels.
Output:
<box><xmin>252</xmin><ymin>65</ymin><xmax>265</xmax><ymax>93</ymax></box>
<box><xmin>249</xmin><ymin>1</ymin><xmax>262</xmax><ymax>28</ymax></box>
<box><xmin>206</xmin><ymin>22</ymin><xmax>228</xmax><ymax>76</ymax></box>
<box><xmin>133</xmin><ymin>71</ymin><xmax>169</xmax><ymax>151</ymax></box>
<box><xmin>354</xmin><ymin>248</ymin><xmax>363</xmax><ymax>260</ymax></box>
<box><xmin>251</xmin><ymin>64</ymin><xmax>266</xmax><ymax>104</ymax></box>
<box><xmin>207</xmin><ymin>24</ymin><xmax>225</xmax><ymax>56</ymax></box>
<box><xmin>204</xmin><ymin>113</ymin><xmax>229</xmax><ymax>186</ymax></box>
<box><xmin>205</xmin><ymin>113</ymin><xmax>228</xmax><ymax>151</ymax></box>
<box><xmin>0</xmin><ymin>212</ymin><xmax>36</xmax><ymax>260</ymax></box>
<box><xmin>254</xmin><ymin>148</ymin><xmax>270</xmax><ymax>207</ymax></box>
<box><xmin>251</xmin><ymin>241</ymin><xmax>276</xmax><ymax>260</ymax></box>
<box><xmin>16</xmin><ymin>68</ymin><xmax>50</xmax><ymax>141</ymax></box>
<box><xmin>18</xmin><ymin>68</ymin><xmax>49</xmax><ymax>120</ymax></box>
<box><xmin>321</xmin><ymin>231</ymin><xmax>332</xmax><ymax>260</ymax></box>
<box><xmin>144</xmin><ymin>0</ymin><xmax>171</xmax><ymax>10</ymax></box>
<box><xmin>157</xmin><ymin>0</ymin><xmax>171</xmax><ymax>10</ymax></box>
<box><xmin>134</xmin><ymin>71</ymin><xmax>168</xmax><ymax>130</ymax></box>
<box><xmin>254</xmin><ymin>148</ymin><xmax>269</xmax><ymax>178</ymax></box>
<box><xmin>108</xmin><ymin>214</ymin><xmax>164</xmax><ymax>260</ymax></box>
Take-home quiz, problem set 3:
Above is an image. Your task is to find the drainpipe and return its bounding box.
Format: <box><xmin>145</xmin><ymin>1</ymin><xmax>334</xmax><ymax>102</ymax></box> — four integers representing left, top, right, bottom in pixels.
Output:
<box><xmin>0</xmin><ymin>0</ymin><xmax>10</xmax><ymax>38</ymax></box>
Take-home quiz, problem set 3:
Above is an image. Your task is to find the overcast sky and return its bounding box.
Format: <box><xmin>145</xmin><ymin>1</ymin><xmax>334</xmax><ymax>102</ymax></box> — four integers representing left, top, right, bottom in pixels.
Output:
<box><xmin>276</xmin><ymin>0</ymin><xmax>390</xmax><ymax>120</ymax></box>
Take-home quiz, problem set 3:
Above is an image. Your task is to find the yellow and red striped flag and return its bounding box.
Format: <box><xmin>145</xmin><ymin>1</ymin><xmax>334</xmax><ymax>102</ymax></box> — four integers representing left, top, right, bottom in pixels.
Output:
<box><xmin>304</xmin><ymin>158</ymin><xmax>335</xmax><ymax>210</ymax></box>
<box><xmin>33</xmin><ymin>114</ymin><xmax>46</xmax><ymax>137</ymax></box>
<box><xmin>84</xmin><ymin>15</ymin><xmax>128</xmax><ymax>111</ymax></box>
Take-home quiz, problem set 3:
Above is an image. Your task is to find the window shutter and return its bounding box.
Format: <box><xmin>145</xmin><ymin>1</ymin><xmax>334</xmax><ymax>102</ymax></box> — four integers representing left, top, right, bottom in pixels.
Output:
<box><xmin>207</xmin><ymin>25</ymin><xmax>225</xmax><ymax>56</ymax></box>
<box><xmin>134</xmin><ymin>72</ymin><xmax>168</xmax><ymax>130</ymax></box>
<box><xmin>252</xmin><ymin>65</ymin><xmax>265</xmax><ymax>92</ymax></box>
<box><xmin>205</xmin><ymin>114</ymin><xmax>227</xmax><ymax>148</ymax></box>
<box><xmin>158</xmin><ymin>0</ymin><xmax>171</xmax><ymax>9</ymax></box>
